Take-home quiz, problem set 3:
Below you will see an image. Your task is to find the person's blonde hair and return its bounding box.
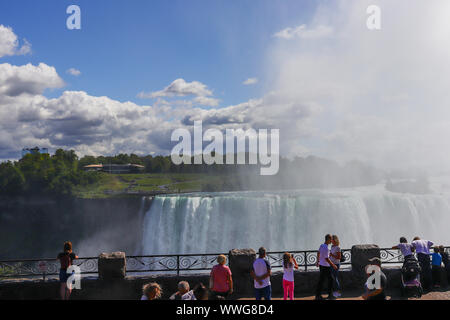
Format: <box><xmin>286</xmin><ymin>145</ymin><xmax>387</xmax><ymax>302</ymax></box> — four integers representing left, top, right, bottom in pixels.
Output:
<box><xmin>142</xmin><ymin>282</ymin><xmax>162</xmax><ymax>300</ymax></box>
<box><xmin>217</xmin><ymin>254</ymin><xmax>227</xmax><ymax>265</ymax></box>
<box><xmin>332</xmin><ymin>235</ymin><xmax>340</xmax><ymax>246</ymax></box>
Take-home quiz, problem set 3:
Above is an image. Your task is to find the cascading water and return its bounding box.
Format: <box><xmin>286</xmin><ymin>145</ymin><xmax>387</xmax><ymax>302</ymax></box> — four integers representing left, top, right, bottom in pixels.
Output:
<box><xmin>141</xmin><ymin>185</ymin><xmax>450</xmax><ymax>255</ymax></box>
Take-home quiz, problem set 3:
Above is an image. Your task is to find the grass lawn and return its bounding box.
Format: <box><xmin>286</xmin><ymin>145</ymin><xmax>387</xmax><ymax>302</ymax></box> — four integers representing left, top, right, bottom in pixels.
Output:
<box><xmin>73</xmin><ymin>172</ymin><xmax>222</xmax><ymax>198</ymax></box>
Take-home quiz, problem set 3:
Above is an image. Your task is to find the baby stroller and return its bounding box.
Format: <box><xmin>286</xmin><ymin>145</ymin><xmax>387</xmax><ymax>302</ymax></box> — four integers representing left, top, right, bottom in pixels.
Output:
<box><xmin>401</xmin><ymin>257</ymin><xmax>423</xmax><ymax>298</ymax></box>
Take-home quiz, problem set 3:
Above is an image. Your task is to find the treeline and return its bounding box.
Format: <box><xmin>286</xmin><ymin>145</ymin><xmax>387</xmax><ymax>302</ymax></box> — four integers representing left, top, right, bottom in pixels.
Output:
<box><xmin>79</xmin><ymin>152</ymin><xmax>385</xmax><ymax>190</ymax></box>
<box><xmin>78</xmin><ymin>153</ymin><xmax>263</xmax><ymax>174</ymax></box>
<box><xmin>0</xmin><ymin>150</ymin><xmax>385</xmax><ymax>196</ymax></box>
<box><xmin>0</xmin><ymin>150</ymin><xmax>100</xmax><ymax>196</ymax></box>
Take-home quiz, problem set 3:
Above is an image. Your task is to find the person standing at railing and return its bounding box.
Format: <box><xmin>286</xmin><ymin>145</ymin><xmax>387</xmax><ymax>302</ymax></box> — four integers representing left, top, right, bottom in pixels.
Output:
<box><xmin>209</xmin><ymin>254</ymin><xmax>233</xmax><ymax>300</ymax></box>
<box><xmin>329</xmin><ymin>235</ymin><xmax>342</xmax><ymax>298</ymax></box>
<box><xmin>282</xmin><ymin>252</ymin><xmax>298</xmax><ymax>300</ymax></box>
<box><xmin>431</xmin><ymin>246</ymin><xmax>442</xmax><ymax>289</ymax></box>
<box><xmin>57</xmin><ymin>241</ymin><xmax>78</xmax><ymax>300</ymax></box>
<box><xmin>315</xmin><ymin>234</ymin><xmax>338</xmax><ymax>300</ymax></box>
<box><xmin>411</xmin><ymin>236</ymin><xmax>434</xmax><ymax>292</ymax></box>
<box><xmin>251</xmin><ymin>247</ymin><xmax>272</xmax><ymax>300</ymax></box>
<box><xmin>439</xmin><ymin>245</ymin><xmax>450</xmax><ymax>287</ymax></box>
<box><xmin>392</xmin><ymin>237</ymin><xmax>415</xmax><ymax>262</ymax></box>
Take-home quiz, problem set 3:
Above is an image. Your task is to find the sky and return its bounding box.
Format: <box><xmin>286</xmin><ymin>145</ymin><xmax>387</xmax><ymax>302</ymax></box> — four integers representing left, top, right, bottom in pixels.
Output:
<box><xmin>1</xmin><ymin>0</ymin><xmax>450</xmax><ymax>172</ymax></box>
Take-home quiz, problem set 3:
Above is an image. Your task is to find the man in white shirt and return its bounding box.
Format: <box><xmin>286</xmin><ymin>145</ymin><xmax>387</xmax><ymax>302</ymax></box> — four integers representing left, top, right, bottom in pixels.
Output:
<box><xmin>251</xmin><ymin>247</ymin><xmax>272</xmax><ymax>300</ymax></box>
<box><xmin>412</xmin><ymin>236</ymin><xmax>434</xmax><ymax>291</ymax></box>
<box><xmin>315</xmin><ymin>234</ymin><xmax>338</xmax><ymax>300</ymax></box>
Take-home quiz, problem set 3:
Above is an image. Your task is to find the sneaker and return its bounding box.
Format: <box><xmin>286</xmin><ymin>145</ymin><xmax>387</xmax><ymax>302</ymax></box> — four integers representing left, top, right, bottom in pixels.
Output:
<box><xmin>333</xmin><ymin>291</ymin><xmax>342</xmax><ymax>298</ymax></box>
<box><xmin>327</xmin><ymin>295</ymin><xmax>336</xmax><ymax>300</ymax></box>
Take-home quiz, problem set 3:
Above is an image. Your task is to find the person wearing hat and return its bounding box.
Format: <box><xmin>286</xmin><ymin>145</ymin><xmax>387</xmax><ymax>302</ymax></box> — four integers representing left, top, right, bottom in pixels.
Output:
<box><xmin>362</xmin><ymin>257</ymin><xmax>387</xmax><ymax>300</ymax></box>
<box><xmin>251</xmin><ymin>247</ymin><xmax>272</xmax><ymax>300</ymax></box>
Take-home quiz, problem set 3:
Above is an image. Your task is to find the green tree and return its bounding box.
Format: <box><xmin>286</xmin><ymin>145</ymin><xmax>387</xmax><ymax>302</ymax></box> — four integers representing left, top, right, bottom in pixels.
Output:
<box><xmin>0</xmin><ymin>161</ymin><xmax>25</xmax><ymax>195</ymax></box>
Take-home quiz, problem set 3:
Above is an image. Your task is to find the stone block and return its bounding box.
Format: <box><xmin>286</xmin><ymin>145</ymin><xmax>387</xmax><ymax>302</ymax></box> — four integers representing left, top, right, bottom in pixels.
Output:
<box><xmin>98</xmin><ymin>252</ymin><xmax>126</xmax><ymax>281</ymax></box>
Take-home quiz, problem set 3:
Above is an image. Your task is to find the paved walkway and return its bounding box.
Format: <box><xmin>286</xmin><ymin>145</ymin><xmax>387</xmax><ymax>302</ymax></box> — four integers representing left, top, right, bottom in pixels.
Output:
<box><xmin>239</xmin><ymin>287</ymin><xmax>450</xmax><ymax>300</ymax></box>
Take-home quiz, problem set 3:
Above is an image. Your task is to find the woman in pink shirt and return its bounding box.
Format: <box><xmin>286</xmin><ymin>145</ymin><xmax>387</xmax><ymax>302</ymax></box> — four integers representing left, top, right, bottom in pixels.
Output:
<box><xmin>209</xmin><ymin>254</ymin><xmax>233</xmax><ymax>300</ymax></box>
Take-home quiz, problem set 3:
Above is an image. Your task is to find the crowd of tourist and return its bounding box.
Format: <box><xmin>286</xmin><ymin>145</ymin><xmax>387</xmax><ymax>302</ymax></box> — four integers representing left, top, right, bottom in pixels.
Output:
<box><xmin>55</xmin><ymin>236</ymin><xmax>450</xmax><ymax>300</ymax></box>
<box><xmin>392</xmin><ymin>236</ymin><xmax>450</xmax><ymax>291</ymax></box>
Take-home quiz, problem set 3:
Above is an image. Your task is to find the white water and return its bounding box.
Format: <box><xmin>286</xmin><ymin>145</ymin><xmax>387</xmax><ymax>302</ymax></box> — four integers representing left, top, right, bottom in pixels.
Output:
<box><xmin>141</xmin><ymin>184</ymin><xmax>450</xmax><ymax>254</ymax></box>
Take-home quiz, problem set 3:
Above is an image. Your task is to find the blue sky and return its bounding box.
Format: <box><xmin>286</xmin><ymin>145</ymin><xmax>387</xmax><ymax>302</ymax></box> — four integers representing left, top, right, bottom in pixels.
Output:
<box><xmin>0</xmin><ymin>0</ymin><xmax>318</xmax><ymax>105</ymax></box>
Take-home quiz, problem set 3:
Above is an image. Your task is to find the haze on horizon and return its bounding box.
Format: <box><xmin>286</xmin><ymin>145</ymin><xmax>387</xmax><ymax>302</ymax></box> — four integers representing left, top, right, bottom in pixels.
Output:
<box><xmin>1</xmin><ymin>0</ymin><xmax>450</xmax><ymax>176</ymax></box>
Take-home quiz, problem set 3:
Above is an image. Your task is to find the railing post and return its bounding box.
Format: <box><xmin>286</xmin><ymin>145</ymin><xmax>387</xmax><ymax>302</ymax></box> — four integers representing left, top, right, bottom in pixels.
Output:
<box><xmin>304</xmin><ymin>252</ymin><xmax>307</xmax><ymax>271</ymax></box>
<box><xmin>177</xmin><ymin>255</ymin><xmax>180</xmax><ymax>276</ymax></box>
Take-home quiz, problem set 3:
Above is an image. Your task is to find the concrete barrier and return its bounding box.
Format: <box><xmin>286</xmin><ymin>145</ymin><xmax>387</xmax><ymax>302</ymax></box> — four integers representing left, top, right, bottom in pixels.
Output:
<box><xmin>351</xmin><ymin>244</ymin><xmax>380</xmax><ymax>285</ymax></box>
<box><xmin>98</xmin><ymin>252</ymin><xmax>126</xmax><ymax>281</ymax></box>
<box><xmin>228</xmin><ymin>248</ymin><xmax>256</xmax><ymax>297</ymax></box>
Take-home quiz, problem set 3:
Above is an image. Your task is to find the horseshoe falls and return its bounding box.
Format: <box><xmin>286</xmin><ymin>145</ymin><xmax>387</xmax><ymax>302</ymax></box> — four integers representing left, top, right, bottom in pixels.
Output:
<box><xmin>141</xmin><ymin>185</ymin><xmax>450</xmax><ymax>255</ymax></box>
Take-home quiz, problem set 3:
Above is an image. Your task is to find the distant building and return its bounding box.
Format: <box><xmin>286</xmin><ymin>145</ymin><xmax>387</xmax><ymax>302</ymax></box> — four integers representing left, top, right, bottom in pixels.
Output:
<box><xmin>21</xmin><ymin>147</ymin><xmax>49</xmax><ymax>158</ymax></box>
<box><xmin>83</xmin><ymin>163</ymin><xmax>145</xmax><ymax>174</ymax></box>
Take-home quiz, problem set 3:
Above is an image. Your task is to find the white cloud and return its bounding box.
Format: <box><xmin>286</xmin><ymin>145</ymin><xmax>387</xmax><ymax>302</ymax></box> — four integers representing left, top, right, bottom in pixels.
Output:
<box><xmin>138</xmin><ymin>78</ymin><xmax>213</xmax><ymax>99</ymax></box>
<box><xmin>138</xmin><ymin>78</ymin><xmax>220</xmax><ymax>107</ymax></box>
<box><xmin>66</xmin><ymin>68</ymin><xmax>81</xmax><ymax>76</ymax></box>
<box><xmin>243</xmin><ymin>78</ymin><xmax>258</xmax><ymax>85</ymax></box>
<box><xmin>0</xmin><ymin>63</ymin><xmax>64</xmax><ymax>97</ymax></box>
<box><xmin>193</xmin><ymin>96</ymin><xmax>220</xmax><ymax>107</ymax></box>
<box><xmin>273</xmin><ymin>24</ymin><xmax>333</xmax><ymax>40</ymax></box>
<box><xmin>0</xmin><ymin>60</ymin><xmax>318</xmax><ymax>160</ymax></box>
<box><xmin>0</xmin><ymin>25</ymin><xmax>32</xmax><ymax>57</ymax></box>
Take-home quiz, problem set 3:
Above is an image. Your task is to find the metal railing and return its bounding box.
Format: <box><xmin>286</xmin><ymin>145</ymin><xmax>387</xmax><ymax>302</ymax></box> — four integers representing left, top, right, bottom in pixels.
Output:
<box><xmin>1</xmin><ymin>247</ymin><xmax>449</xmax><ymax>280</ymax></box>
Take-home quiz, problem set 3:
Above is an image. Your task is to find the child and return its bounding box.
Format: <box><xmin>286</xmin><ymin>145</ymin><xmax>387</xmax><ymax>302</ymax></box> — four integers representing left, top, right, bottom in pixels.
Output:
<box><xmin>431</xmin><ymin>246</ymin><xmax>442</xmax><ymax>288</ymax></box>
<box><xmin>57</xmin><ymin>241</ymin><xmax>78</xmax><ymax>300</ymax></box>
<box><xmin>282</xmin><ymin>252</ymin><xmax>299</xmax><ymax>300</ymax></box>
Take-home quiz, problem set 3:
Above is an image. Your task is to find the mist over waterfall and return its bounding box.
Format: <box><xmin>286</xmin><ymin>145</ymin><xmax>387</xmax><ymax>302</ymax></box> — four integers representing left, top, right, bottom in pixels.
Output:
<box><xmin>141</xmin><ymin>185</ymin><xmax>450</xmax><ymax>255</ymax></box>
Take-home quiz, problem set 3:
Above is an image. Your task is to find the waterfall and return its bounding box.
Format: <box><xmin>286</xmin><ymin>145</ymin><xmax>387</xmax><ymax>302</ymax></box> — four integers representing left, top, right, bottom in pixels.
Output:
<box><xmin>141</xmin><ymin>186</ymin><xmax>450</xmax><ymax>255</ymax></box>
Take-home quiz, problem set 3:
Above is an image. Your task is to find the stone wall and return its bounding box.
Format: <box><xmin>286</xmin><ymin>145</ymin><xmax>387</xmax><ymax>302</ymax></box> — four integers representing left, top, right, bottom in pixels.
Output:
<box><xmin>0</xmin><ymin>268</ymin><xmax>413</xmax><ymax>300</ymax></box>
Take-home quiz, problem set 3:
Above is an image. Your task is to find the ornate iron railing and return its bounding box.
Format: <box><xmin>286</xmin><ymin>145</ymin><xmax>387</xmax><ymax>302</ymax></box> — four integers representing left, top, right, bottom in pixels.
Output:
<box><xmin>1</xmin><ymin>247</ymin><xmax>449</xmax><ymax>279</ymax></box>
<box><xmin>0</xmin><ymin>257</ymin><xmax>99</xmax><ymax>280</ymax></box>
<box><xmin>265</xmin><ymin>249</ymin><xmax>353</xmax><ymax>271</ymax></box>
<box><xmin>126</xmin><ymin>253</ymin><xmax>225</xmax><ymax>275</ymax></box>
